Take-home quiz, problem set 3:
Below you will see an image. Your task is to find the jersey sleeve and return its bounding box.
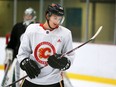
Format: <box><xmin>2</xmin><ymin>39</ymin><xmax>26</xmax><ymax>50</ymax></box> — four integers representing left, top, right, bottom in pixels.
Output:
<box><xmin>6</xmin><ymin>24</ymin><xmax>18</xmax><ymax>50</ymax></box>
<box><xmin>17</xmin><ymin>26</ymin><xmax>32</xmax><ymax>63</ymax></box>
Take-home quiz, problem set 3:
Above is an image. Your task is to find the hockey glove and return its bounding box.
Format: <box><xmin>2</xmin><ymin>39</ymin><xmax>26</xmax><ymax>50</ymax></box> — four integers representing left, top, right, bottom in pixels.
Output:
<box><xmin>47</xmin><ymin>54</ymin><xmax>71</xmax><ymax>70</ymax></box>
<box><xmin>4</xmin><ymin>48</ymin><xmax>13</xmax><ymax>71</ymax></box>
<box><xmin>20</xmin><ymin>58</ymin><xmax>40</xmax><ymax>79</ymax></box>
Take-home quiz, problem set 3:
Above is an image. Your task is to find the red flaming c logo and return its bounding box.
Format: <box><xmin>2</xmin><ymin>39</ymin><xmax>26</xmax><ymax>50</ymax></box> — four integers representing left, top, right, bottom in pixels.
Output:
<box><xmin>34</xmin><ymin>42</ymin><xmax>56</xmax><ymax>65</ymax></box>
<box><xmin>39</xmin><ymin>48</ymin><xmax>51</xmax><ymax>59</ymax></box>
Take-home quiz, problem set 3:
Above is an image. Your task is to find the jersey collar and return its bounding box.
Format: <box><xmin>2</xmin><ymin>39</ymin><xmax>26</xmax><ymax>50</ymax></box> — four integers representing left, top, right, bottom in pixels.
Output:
<box><xmin>40</xmin><ymin>24</ymin><xmax>58</xmax><ymax>31</ymax></box>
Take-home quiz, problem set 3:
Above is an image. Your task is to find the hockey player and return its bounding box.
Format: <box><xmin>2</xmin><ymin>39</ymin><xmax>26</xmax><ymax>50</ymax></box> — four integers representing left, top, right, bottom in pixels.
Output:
<box><xmin>3</xmin><ymin>7</ymin><xmax>37</xmax><ymax>87</ymax></box>
<box><xmin>5</xmin><ymin>7</ymin><xmax>36</xmax><ymax>64</ymax></box>
<box><xmin>17</xmin><ymin>3</ymin><xmax>75</xmax><ymax>87</ymax></box>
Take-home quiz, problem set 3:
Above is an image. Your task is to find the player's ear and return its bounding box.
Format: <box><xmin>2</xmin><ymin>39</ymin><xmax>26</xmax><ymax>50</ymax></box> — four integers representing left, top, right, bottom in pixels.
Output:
<box><xmin>46</xmin><ymin>14</ymin><xmax>50</xmax><ymax>20</ymax></box>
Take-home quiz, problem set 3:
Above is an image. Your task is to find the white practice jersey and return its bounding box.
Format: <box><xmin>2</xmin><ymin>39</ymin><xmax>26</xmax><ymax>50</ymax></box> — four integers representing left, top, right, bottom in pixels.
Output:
<box><xmin>17</xmin><ymin>23</ymin><xmax>75</xmax><ymax>85</ymax></box>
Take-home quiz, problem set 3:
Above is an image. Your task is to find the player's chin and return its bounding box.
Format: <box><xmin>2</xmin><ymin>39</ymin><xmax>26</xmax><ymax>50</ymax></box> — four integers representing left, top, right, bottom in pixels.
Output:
<box><xmin>51</xmin><ymin>25</ymin><xmax>58</xmax><ymax>29</ymax></box>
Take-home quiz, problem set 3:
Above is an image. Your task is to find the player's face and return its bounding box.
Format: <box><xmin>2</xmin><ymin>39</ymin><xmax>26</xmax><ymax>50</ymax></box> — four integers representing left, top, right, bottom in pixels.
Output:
<box><xmin>24</xmin><ymin>14</ymin><xmax>33</xmax><ymax>21</ymax></box>
<box><xmin>49</xmin><ymin>14</ymin><xmax>63</xmax><ymax>28</ymax></box>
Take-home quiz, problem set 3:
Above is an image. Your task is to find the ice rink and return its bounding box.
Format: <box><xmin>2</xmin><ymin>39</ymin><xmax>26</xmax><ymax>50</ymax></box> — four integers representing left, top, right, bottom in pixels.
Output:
<box><xmin>0</xmin><ymin>70</ymin><xmax>116</xmax><ymax>87</ymax></box>
<box><xmin>0</xmin><ymin>38</ymin><xmax>116</xmax><ymax>87</ymax></box>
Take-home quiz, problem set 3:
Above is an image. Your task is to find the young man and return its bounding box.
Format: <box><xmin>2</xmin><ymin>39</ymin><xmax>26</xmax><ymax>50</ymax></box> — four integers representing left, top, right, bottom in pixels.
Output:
<box><xmin>3</xmin><ymin>7</ymin><xmax>36</xmax><ymax>87</ymax></box>
<box><xmin>17</xmin><ymin>3</ymin><xmax>75</xmax><ymax>87</ymax></box>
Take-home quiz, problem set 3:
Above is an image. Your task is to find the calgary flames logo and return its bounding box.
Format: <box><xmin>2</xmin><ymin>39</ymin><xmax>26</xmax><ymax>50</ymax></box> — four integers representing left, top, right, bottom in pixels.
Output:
<box><xmin>39</xmin><ymin>48</ymin><xmax>51</xmax><ymax>59</ymax></box>
<box><xmin>34</xmin><ymin>42</ymin><xmax>56</xmax><ymax>65</ymax></box>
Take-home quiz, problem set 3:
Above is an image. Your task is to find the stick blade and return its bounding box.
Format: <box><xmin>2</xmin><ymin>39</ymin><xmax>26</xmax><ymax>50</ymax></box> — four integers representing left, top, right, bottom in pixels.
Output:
<box><xmin>91</xmin><ymin>26</ymin><xmax>103</xmax><ymax>40</ymax></box>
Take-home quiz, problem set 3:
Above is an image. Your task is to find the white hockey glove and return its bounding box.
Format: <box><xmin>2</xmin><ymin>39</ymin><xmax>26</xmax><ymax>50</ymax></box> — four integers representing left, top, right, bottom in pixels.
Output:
<box><xmin>4</xmin><ymin>49</ymin><xmax>13</xmax><ymax>64</ymax></box>
<box><xmin>4</xmin><ymin>48</ymin><xmax>13</xmax><ymax>70</ymax></box>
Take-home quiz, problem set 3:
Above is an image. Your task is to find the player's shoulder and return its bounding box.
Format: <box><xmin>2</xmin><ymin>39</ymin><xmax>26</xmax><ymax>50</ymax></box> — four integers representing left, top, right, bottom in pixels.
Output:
<box><xmin>28</xmin><ymin>23</ymin><xmax>40</xmax><ymax>28</ymax></box>
<box><xmin>12</xmin><ymin>22</ymin><xmax>24</xmax><ymax>31</ymax></box>
<box><xmin>59</xmin><ymin>26</ymin><xmax>71</xmax><ymax>34</ymax></box>
<box><xmin>26</xmin><ymin>23</ymin><xmax>40</xmax><ymax>32</ymax></box>
<box><xmin>13</xmin><ymin>22</ymin><xmax>23</xmax><ymax>27</ymax></box>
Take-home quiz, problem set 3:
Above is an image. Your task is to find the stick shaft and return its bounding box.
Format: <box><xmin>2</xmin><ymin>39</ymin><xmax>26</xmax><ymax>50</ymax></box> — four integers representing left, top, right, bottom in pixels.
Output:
<box><xmin>4</xmin><ymin>66</ymin><xmax>45</xmax><ymax>87</ymax></box>
<box><xmin>1</xmin><ymin>60</ymin><xmax>12</xmax><ymax>86</ymax></box>
<box><xmin>5</xmin><ymin>75</ymin><xmax>28</xmax><ymax>87</ymax></box>
<box><xmin>61</xmin><ymin>39</ymin><xmax>92</xmax><ymax>57</ymax></box>
<box><xmin>61</xmin><ymin>26</ymin><xmax>103</xmax><ymax>57</ymax></box>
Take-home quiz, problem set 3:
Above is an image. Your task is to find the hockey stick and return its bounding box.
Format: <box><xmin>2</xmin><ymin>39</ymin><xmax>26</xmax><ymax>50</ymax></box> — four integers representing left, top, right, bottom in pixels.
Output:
<box><xmin>4</xmin><ymin>75</ymin><xmax>28</xmax><ymax>87</ymax></box>
<box><xmin>1</xmin><ymin>59</ymin><xmax>12</xmax><ymax>87</ymax></box>
<box><xmin>5</xmin><ymin>26</ymin><xmax>103</xmax><ymax>87</ymax></box>
<box><xmin>5</xmin><ymin>72</ymin><xmax>74</xmax><ymax>87</ymax></box>
<box><xmin>4</xmin><ymin>66</ymin><xmax>44</xmax><ymax>87</ymax></box>
<box><xmin>60</xmin><ymin>26</ymin><xmax>103</xmax><ymax>58</ymax></box>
